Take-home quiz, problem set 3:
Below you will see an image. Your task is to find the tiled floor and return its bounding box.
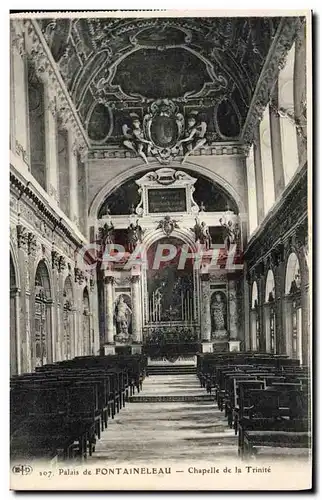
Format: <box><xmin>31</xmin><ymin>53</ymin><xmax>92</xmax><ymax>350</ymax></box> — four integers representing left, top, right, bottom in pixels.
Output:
<box><xmin>87</xmin><ymin>374</ymin><xmax>237</xmax><ymax>464</ymax></box>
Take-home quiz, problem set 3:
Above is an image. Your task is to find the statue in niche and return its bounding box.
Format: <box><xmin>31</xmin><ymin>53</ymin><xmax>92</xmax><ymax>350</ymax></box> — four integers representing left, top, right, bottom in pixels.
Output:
<box><xmin>115</xmin><ymin>295</ymin><xmax>132</xmax><ymax>340</ymax></box>
<box><xmin>122</xmin><ymin>113</ymin><xmax>153</xmax><ymax>164</ymax></box>
<box><xmin>220</xmin><ymin>218</ymin><xmax>239</xmax><ymax>251</ymax></box>
<box><xmin>177</xmin><ymin>111</ymin><xmax>207</xmax><ymax>164</ymax></box>
<box><xmin>211</xmin><ymin>292</ymin><xmax>228</xmax><ymax>340</ymax></box>
<box><xmin>193</xmin><ymin>218</ymin><xmax>212</xmax><ymax>250</ymax></box>
<box><xmin>127</xmin><ymin>219</ymin><xmax>144</xmax><ymax>253</ymax></box>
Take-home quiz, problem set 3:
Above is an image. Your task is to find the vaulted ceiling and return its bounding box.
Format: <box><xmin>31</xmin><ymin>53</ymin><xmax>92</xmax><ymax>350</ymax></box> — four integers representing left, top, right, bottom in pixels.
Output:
<box><xmin>38</xmin><ymin>16</ymin><xmax>281</xmax><ymax>146</ymax></box>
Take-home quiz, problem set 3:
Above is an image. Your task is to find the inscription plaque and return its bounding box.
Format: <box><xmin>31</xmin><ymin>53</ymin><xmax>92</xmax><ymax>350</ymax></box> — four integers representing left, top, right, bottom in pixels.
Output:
<box><xmin>148</xmin><ymin>188</ymin><xmax>186</xmax><ymax>213</ymax></box>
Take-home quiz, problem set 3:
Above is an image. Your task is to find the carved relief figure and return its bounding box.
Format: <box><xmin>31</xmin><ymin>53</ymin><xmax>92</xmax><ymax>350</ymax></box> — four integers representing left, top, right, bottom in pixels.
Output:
<box><xmin>122</xmin><ymin>113</ymin><xmax>153</xmax><ymax>164</ymax></box>
<box><xmin>178</xmin><ymin>112</ymin><xmax>207</xmax><ymax>164</ymax></box>
<box><xmin>127</xmin><ymin>219</ymin><xmax>143</xmax><ymax>253</ymax></box>
<box><xmin>211</xmin><ymin>292</ymin><xmax>228</xmax><ymax>340</ymax></box>
<box><xmin>115</xmin><ymin>294</ymin><xmax>132</xmax><ymax>339</ymax></box>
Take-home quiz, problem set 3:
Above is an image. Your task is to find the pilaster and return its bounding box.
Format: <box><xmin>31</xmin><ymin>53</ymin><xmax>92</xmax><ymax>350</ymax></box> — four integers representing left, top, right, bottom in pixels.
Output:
<box><xmin>200</xmin><ymin>272</ymin><xmax>211</xmax><ymax>342</ymax></box>
<box><xmin>131</xmin><ymin>274</ymin><xmax>142</xmax><ymax>343</ymax></box>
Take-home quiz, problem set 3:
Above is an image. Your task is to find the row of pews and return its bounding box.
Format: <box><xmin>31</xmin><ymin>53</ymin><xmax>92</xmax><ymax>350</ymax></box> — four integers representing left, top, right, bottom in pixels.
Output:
<box><xmin>197</xmin><ymin>352</ymin><xmax>311</xmax><ymax>459</ymax></box>
<box><xmin>10</xmin><ymin>354</ymin><xmax>147</xmax><ymax>462</ymax></box>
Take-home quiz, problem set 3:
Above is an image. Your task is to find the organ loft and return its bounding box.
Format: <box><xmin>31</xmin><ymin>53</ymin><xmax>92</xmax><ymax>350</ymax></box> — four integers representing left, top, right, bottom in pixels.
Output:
<box><xmin>9</xmin><ymin>12</ymin><xmax>311</xmax><ymax>473</ymax></box>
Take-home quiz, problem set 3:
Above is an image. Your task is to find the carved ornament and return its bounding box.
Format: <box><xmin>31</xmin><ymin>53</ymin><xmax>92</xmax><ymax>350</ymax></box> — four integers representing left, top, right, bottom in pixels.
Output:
<box><xmin>17</xmin><ymin>225</ymin><xmax>28</xmax><ymax>249</ymax></box>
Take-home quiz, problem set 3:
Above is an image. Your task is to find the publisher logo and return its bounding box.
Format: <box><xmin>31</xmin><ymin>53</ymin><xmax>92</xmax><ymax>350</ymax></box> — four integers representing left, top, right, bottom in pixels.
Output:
<box><xmin>12</xmin><ymin>464</ymin><xmax>33</xmax><ymax>475</ymax></box>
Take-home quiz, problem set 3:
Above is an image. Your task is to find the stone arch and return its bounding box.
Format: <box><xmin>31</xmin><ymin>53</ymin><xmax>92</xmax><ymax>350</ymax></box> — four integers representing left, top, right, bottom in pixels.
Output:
<box><xmin>283</xmin><ymin>251</ymin><xmax>303</xmax><ymax>362</ymax></box>
<box><xmin>264</xmin><ymin>269</ymin><xmax>276</xmax><ymax>354</ymax></box>
<box><xmin>143</xmin><ymin>227</ymin><xmax>198</xmax><ymax>254</ymax></box>
<box><xmin>285</xmin><ymin>252</ymin><xmax>301</xmax><ymax>295</ymax></box>
<box><xmin>35</xmin><ymin>260</ymin><xmax>52</xmax><ymax>298</ymax></box>
<box><xmin>33</xmin><ymin>260</ymin><xmax>52</xmax><ymax>368</ymax></box>
<box><xmin>265</xmin><ymin>269</ymin><xmax>275</xmax><ymax>302</ymax></box>
<box><xmin>10</xmin><ymin>250</ymin><xmax>20</xmax><ymax>375</ymax></box>
<box><xmin>88</xmin><ymin>160</ymin><xmax>246</xmax><ymax>221</ymax></box>
<box><xmin>251</xmin><ymin>281</ymin><xmax>259</xmax><ymax>309</ymax></box>
<box><xmin>32</xmin><ymin>256</ymin><xmax>53</xmax><ymax>297</ymax></box>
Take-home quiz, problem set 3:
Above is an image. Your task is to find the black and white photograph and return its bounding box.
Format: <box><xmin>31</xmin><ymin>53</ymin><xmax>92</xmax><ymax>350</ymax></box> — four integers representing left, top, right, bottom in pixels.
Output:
<box><xmin>9</xmin><ymin>9</ymin><xmax>312</xmax><ymax>491</ymax></box>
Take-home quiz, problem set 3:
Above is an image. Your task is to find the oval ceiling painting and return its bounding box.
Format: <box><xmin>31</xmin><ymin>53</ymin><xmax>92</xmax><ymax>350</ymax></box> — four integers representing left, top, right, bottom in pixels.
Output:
<box><xmin>150</xmin><ymin>115</ymin><xmax>179</xmax><ymax>149</ymax></box>
<box><xmin>88</xmin><ymin>103</ymin><xmax>113</xmax><ymax>142</ymax></box>
<box><xmin>216</xmin><ymin>98</ymin><xmax>241</xmax><ymax>138</ymax></box>
<box><xmin>112</xmin><ymin>48</ymin><xmax>210</xmax><ymax>99</ymax></box>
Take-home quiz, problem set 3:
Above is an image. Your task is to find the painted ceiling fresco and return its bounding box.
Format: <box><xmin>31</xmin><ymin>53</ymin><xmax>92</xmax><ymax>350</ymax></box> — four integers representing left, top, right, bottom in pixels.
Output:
<box><xmin>38</xmin><ymin>17</ymin><xmax>281</xmax><ymax>145</ymax></box>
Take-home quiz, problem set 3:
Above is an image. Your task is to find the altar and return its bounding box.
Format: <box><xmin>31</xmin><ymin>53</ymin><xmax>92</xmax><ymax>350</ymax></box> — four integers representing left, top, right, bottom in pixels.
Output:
<box><xmin>97</xmin><ymin>167</ymin><xmax>243</xmax><ymax>355</ymax></box>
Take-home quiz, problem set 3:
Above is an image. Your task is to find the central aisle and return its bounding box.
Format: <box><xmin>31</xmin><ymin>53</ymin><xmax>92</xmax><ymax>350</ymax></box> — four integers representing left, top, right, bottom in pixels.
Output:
<box><xmin>87</xmin><ymin>374</ymin><xmax>237</xmax><ymax>464</ymax></box>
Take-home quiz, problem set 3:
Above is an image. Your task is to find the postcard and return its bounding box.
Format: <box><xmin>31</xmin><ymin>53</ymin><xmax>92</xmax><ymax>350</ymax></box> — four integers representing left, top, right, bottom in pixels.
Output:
<box><xmin>9</xmin><ymin>9</ymin><xmax>312</xmax><ymax>491</ymax></box>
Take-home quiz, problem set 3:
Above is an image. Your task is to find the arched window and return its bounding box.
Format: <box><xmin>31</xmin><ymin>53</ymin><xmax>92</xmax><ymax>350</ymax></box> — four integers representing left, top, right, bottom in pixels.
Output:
<box><xmin>82</xmin><ymin>287</ymin><xmax>92</xmax><ymax>356</ymax></box>
<box><xmin>27</xmin><ymin>62</ymin><xmax>47</xmax><ymax>191</ymax></box>
<box><xmin>284</xmin><ymin>252</ymin><xmax>302</xmax><ymax>363</ymax></box>
<box><xmin>63</xmin><ymin>276</ymin><xmax>74</xmax><ymax>360</ymax></box>
<box><xmin>57</xmin><ymin>127</ymin><xmax>70</xmax><ymax>218</ymax></box>
<box><xmin>264</xmin><ymin>269</ymin><xmax>276</xmax><ymax>353</ymax></box>
<box><xmin>260</xmin><ymin>105</ymin><xmax>275</xmax><ymax>214</ymax></box>
<box><xmin>278</xmin><ymin>43</ymin><xmax>299</xmax><ymax>185</ymax></box>
<box><xmin>34</xmin><ymin>261</ymin><xmax>52</xmax><ymax>369</ymax></box>
<box><xmin>250</xmin><ymin>281</ymin><xmax>260</xmax><ymax>351</ymax></box>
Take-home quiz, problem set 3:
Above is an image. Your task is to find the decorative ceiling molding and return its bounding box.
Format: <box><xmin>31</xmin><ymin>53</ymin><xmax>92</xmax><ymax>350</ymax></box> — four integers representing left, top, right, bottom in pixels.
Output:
<box><xmin>88</xmin><ymin>143</ymin><xmax>248</xmax><ymax>160</ymax></box>
<box><xmin>21</xmin><ymin>19</ymin><xmax>89</xmax><ymax>153</ymax></box>
<box><xmin>241</xmin><ymin>16</ymin><xmax>305</xmax><ymax>147</ymax></box>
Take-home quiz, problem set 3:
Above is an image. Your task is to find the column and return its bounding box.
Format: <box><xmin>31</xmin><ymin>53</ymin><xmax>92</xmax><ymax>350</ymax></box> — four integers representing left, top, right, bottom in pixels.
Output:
<box><xmin>50</xmin><ymin>302</ymin><xmax>56</xmax><ymax>363</ymax></box>
<box><xmin>104</xmin><ymin>276</ymin><xmax>115</xmax><ymax>345</ymax></box>
<box><xmin>301</xmin><ymin>283</ymin><xmax>309</xmax><ymax>367</ymax></box>
<box><xmin>253</xmin><ymin>125</ymin><xmax>265</xmax><ymax>224</ymax></box>
<box><xmin>244</xmin><ymin>271</ymin><xmax>251</xmax><ymax>351</ymax></box>
<box><xmin>10</xmin><ymin>287</ymin><xmax>21</xmax><ymax>375</ymax></box>
<box><xmin>72</xmin><ymin>308</ymin><xmax>78</xmax><ymax>357</ymax></box>
<box><xmin>46</xmin><ymin>299</ymin><xmax>54</xmax><ymax>363</ymax></box>
<box><xmin>258</xmin><ymin>273</ymin><xmax>266</xmax><ymax>353</ymax></box>
<box><xmin>200</xmin><ymin>273</ymin><xmax>212</xmax><ymax>352</ymax></box>
<box><xmin>228</xmin><ymin>279</ymin><xmax>238</xmax><ymax>339</ymax></box>
<box><xmin>131</xmin><ymin>275</ymin><xmax>142</xmax><ymax>343</ymax></box>
<box><xmin>51</xmin><ymin>254</ymin><xmax>62</xmax><ymax>362</ymax></box>
<box><xmin>269</xmin><ymin>88</ymin><xmax>285</xmax><ymax>198</ymax></box>
<box><xmin>274</xmin><ymin>259</ymin><xmax>285</xmax><ymax>355</ymax></box>
<box><xmin>17</xmin><ymin>226</ymin><xmax>32</xmax><ymax>372</ymax></box>
<box><xmin>227</xmin><ymin>278</ymin><xmax>240</xmax><ymax>352</ymax></box>
<box><xmin>44</xmin><ymin>85</ymin><xmax>59</xmax><ymax>203</ymax></box>
<box><xmin>68</xmin><ymin>130</ymin><xmax>79</xmax><ymax>226</ymax></box>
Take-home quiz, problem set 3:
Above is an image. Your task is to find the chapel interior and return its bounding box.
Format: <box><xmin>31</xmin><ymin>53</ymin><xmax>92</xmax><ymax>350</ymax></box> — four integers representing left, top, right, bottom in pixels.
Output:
<box><xmin>10</xmin><ymin>14</ymin><xmax>310</xmax><ymax>464</ymax></box>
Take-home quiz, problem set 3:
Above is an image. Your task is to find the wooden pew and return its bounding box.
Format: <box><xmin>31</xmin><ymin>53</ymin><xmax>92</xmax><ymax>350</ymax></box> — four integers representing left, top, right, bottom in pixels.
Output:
<box><xmin>11</xmin><ymin>353</ymin><xmax>147</xmax><ymax>461</ymax></box>
<box><xmin>238</xmin><ymin>387</ymin><xmax>310</xmax><ymax>458</ymax></box>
